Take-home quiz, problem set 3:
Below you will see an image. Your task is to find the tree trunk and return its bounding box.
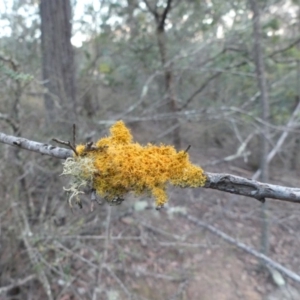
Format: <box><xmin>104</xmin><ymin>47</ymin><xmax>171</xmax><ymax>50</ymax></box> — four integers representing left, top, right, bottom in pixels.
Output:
<box><xmin>144</xmin><ymin>0</ymin><xmax>181</xmax><ymax>149</ymax></box>
<box><xmin>40</xmin><ymin>0</ymin><xmax>76</xmax><ymax>124</ymax></box>
<box><xmin>249</xmin><ymin>0</ymin><xmax>270</xmax><ymax>256</ymax></box>
<box><xmin>156</xmin><ymin>25</ymin><xmax>181</xmax><ymax>149</ymax></box>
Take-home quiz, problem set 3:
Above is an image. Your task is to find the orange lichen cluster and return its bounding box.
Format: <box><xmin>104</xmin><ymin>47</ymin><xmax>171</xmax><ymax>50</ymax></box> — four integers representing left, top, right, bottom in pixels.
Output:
<box><xmin>74</xmin><ymin>121</ymin><xmax>206</xmax><ymax>207</ymax></box>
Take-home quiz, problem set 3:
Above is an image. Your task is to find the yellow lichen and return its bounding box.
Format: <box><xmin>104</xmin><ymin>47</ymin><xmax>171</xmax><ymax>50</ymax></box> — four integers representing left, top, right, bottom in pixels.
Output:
<box><xmin>75</xmin><ymin>144</ymin><xmax>86</xmax><ymax>156</ymax></box>
<box><xmin>67</xmin><ymin>120</ymin><xmax>206</xmax><ymax>208</ymax></box>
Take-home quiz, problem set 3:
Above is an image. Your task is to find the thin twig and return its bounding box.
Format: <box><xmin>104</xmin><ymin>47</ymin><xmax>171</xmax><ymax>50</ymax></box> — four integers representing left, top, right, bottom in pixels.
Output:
<box><xmin>105</xmin><ymin>265</ymin><xmax>132</xmax><ymax>299</ymax></box>
<box><xmin>52</xmin><ymin>138</ymin><xmax>77</xmax><ymax>155</ymax></box>
<box><xmin>181</xmin><ymin>212</ymin><xmax>300</xmax><ymax>283</ymax></box>
<box><xmin>16</xmin><ymin>208</ymin><xmax>53</xmax><ymax>300</ymax></box>
<box><xmin>0</xmin><ymin>275</ymin><xmax>36</xmax><ymax>294</ymax></box>
<box><xmin>73</xmin><ymin>124</ymin><xmax>76</xmax><ymax>148</ymax></box>
<box><xmin>253</xmin><ymin>100</ymin><xmax>300</xmax><ymax>180</ymax></box>
<box><xmin>0</xmin><ymin>113</ymin><xmax>19</xmax><ymax>132</ymax></box>
<box><xmin>92</xmin><ymin>206</ymin><xmax>112</xmax><ymax>300</ymax></box>
<box><xmin>184</xmin><ymin>145</ymin><xmax>191</xmax><ymax>154</ymax></box>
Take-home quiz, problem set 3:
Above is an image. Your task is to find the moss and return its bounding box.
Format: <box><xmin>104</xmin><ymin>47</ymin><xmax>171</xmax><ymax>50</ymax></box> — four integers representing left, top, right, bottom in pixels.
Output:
<box><xmin>64</xmin><ymin>120</ymin><xmax>206</xmax><ymax>208</ymax></box>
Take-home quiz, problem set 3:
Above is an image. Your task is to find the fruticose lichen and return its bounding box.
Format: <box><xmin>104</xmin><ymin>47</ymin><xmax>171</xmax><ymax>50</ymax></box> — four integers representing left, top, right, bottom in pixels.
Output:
<box><xmin>62</xmin><ymin>121</ymin><xmax>207</xmax><ymax>208</ymax></box>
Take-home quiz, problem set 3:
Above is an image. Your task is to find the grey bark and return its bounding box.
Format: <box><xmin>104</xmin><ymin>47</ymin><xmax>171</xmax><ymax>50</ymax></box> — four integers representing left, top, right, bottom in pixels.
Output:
<box><xmin>204</xmin><ymin>172</ymin><xmax>300</xmax><ymax>204</ymax></box>
<box><xmin>249</xmin><ymin>0</ymin><xmax>270</xmax><ymax>255</ymax></box>
<box><xmin>2</xmin><ymin>132</ymin><xmax>300</xmax><ymax>205</ymax></box>
<box><xmin>144</xmin><ymin>0</ymin><xmax>181</xmax><ymax>148</ymax></box>
<box><xmin>40</xmin><ymin>0</ymin><xmax>76</xmax><ymax>123</ymax></box>
<box><xmin>0</xmin><ymin>132</ymin><xmax>72</xmax><ymax>159</ymax></box>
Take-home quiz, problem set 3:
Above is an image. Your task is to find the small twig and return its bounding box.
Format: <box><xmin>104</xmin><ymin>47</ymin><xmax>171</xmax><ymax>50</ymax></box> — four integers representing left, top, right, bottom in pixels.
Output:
<box><xmin>0</xmin><ymin>274</ymin><xmax>36</xmax><ymax>294</ymax></box>
<box><xmin>73</xmin><ymin>124</ymin><xmax>76</xmax><ymax>147</ymax></box>
<box><xmin>86</xmin><ymin>141</ymin><xmax>93</xmax><ymax>149</ymax></box>
<box><xmin>253</xmin><ymin>100</ymin><xmax>300</xmax><ymax>180</ymax></box>
<box><xmin>52</xmin><ymin>138</ymin><xmax>78</xmax><ymax>156</ymax></box>
<box><xmin>184</xmin><ymin>145</ymin><xmax>191</xmax><ymax>154</ymax></box>
<box><xmin>181</xmin><ymin>212</ymin><xmax>300</xmax><ymax>283</ymax></box>
<box><xmin>0</xmin><ymin>53</ymin><xmax>19</xmax><ymax>70</ymax></box>
<box><xmin>92</xmin><ymin>206</ymin><xmax>112</xmax><ymax>300</ymax></box>
<box><xmin>105</xmin><ymin>265</ymin><xmax>132</xmax><ymax>299</ymax></box>
<box><xmin>90</xmin><ymin>189</ymin><xmax>103</xmax><ymax>211</ymax></box>
<box><xmin>16</xmin><ymin>209</ymin><xmax>53</xmax><ymax>300</ymax></box>
<box><xmin>85</xmin><ymin>141</ymin><xmax>98</xmax><ymax>151</ymax></box>
<box><xmin>0</xmin><ymin>113</ymin><xmax>19</xmax><ymax>133</ymax></box>
<box><xmin>53</xmin><ymin>124</ymin><xmax>78</xmax><ymax>155</ymax></box>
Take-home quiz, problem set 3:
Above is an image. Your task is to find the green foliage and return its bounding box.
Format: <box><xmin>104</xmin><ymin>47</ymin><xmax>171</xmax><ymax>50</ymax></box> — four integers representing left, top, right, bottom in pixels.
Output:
<box><xmin>264</xmin><ymin>18</ymin><xmax>281</xmax><ymax>31</ymax></box>
<box><xmin>0</xmin><ymin>62</ymin><xmax>33</xmax><ymax>83</ymax></box>
<box><xmin>287</xmin><ymin>48</ymin><xmax>300</xmax><ymax>60</ymax></box>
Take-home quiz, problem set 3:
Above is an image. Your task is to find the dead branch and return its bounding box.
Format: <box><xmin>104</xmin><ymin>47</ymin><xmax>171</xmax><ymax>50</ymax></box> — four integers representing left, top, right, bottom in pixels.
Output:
<box><xmin>0</xmin><ymin>274</ymin><xmax>36</xmax><ymax>295</ymax></box>
<box><xmin>52</xmin><ymin>138</ymin><xmax>77</xmax><ymax>155</ymax></box>
<box><xmin>205</xmin><ymin>172</ymin><xmax>300</xmax><ymax>204</ymax></box>
<box><xmin>253</xmin><ymin>100</ymin><xmax>300</xmax><ymax>180</ymax></box>
<box><xmin>0</xmin><ymin>132</ymin><xmax>72</xmax><ymax>159</ymax></box>
<box><xmin>181</xmin><ymin>212</ymin><xmax>300</xmax><ymax>283</ymax></box>
<box><xmin>1</xmin><ymin>132</ymin><xmax>300</xmax><ymax>205</ymax></box>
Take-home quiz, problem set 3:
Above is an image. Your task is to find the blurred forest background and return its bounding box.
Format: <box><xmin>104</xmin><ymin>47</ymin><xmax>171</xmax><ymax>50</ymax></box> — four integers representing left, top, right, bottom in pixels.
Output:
<box><xmin>1</xmin><ymin>0</ymin><xmax>300</xmax><ymax>299</ymax></box>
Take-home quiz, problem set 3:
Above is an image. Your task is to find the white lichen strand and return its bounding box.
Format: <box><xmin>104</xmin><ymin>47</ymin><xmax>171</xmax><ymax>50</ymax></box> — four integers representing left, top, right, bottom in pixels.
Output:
<box><xmin>61</xmin><ymin>156</ymin><xmax>97</xmax><ymax>207</ymax></box>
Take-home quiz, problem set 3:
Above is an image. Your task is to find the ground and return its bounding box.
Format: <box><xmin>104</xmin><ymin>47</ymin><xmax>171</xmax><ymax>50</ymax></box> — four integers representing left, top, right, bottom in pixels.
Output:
<box><xmin>3</xmin><ymin>121</ymin><xmax>300</xmax><ymax>300</ymax></box>
<box><xmin>97</xmin><ymin>122</ymin><xmax>300</xmax><ymax>300</ymax></box>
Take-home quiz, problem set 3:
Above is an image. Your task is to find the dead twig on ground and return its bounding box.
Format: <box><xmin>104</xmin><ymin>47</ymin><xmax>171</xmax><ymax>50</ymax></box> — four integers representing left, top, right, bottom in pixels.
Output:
<box><xmin>180</xmin><ymin>212</ymin><xmax>300</xmax><ymax>283</ymax></box>
<box><xmin>0</xmin><ymin>274</ymin><xmax>36</xmax><ymax>295</ymax></box>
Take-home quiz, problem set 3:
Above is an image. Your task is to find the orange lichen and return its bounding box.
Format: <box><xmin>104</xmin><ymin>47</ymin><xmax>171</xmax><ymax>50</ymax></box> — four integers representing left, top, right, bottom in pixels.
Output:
<box><xmin>75</xmin><ymin>144</ymin><xmax>86</xmax><ymax>156</ymax></box>
<box><xmin>73</xmin><ymin>120</ymin><xmax>206</xmax><ymax>207</ymax></box>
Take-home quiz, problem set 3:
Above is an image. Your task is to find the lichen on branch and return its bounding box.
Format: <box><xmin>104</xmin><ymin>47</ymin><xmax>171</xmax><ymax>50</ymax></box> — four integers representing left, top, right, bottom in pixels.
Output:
<box><xmin>62</xmin><ymin>121</ymin><xmax>206</xmax><ymax>208</ymax></box>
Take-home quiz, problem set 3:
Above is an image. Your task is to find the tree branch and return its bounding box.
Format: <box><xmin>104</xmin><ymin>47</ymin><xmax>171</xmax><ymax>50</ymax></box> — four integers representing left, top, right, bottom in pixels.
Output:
<box><xmin>159</xmin><ymin>0</ymin><xmax>172</xmax><ymax>31</ymax></box>
<box><xmin>144</xmin><ymin>0</ymin><xmax>173</xmax><ymax>31</ymax></box>
<box><xmin>269</xmin><ymin>36</ymin><xmax>300</xmax><ymax>58</ymax></box>
<box><xmin>0</xmin><ymin>132</ymin><xmax>72</xmax><ymax>159</ymax></box>
<box><xmin>205</xmin><ymin>172</ymin><xmax>300</xmax><ymax>204</ymax></box>
<box><xmin>181</xmin><ymin>60</ymin><xmax>247</xmax><ymax>109</ymax></box>
<box><xmin>143</xmin><ymin>0</ymin><xmax>158</xmax><ymax>19</ymax></box>
<box><xmin>1</xmin><ymin>132</ymin><xmax>300</xmax><ymax>205</ymax></box>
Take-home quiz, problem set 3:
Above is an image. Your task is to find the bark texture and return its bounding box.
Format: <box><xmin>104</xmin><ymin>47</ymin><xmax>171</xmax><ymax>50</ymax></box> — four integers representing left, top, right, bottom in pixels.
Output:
<box><xmin>144</xmin><ymin>0</ymin><xmax>181</xmax><ymax>148</ymax></box>
<box><xmin>40</xmin><ymin>0</ymin><xmax>76</xmax><ymax>123</ymax></box>
<box><xmin>249</xmin><ymin>0</ymin><xmax>270</xmax><ymax>255</ymax></box>
<box><xmin>0</xmin><ymin>132</ymin><xmax>72</xmax><ymax>159</ymax></box>
<box><xmin>1</xmin><ymin>132</ymin><xmax>300</xmax><ymax>206</ymax></box>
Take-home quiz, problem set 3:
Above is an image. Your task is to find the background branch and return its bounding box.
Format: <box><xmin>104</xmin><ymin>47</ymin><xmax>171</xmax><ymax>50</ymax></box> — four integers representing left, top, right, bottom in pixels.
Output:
<box><xmin>0</xmin><ymin>274</ymin><xmax>36</xmax><ymax>295</ymax></box>
<box><xmin>181</xmin><ymin>213</ymin><xmax>300</xmax><ymax>283</ymax></box>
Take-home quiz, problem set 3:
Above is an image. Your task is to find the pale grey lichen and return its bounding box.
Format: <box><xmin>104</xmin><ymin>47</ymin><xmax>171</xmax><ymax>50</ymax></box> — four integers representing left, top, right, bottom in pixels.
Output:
<box><xmin>61</xmin><ymin>156</ymin><xmax>96</xmax><ymax>207</ymax></box>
